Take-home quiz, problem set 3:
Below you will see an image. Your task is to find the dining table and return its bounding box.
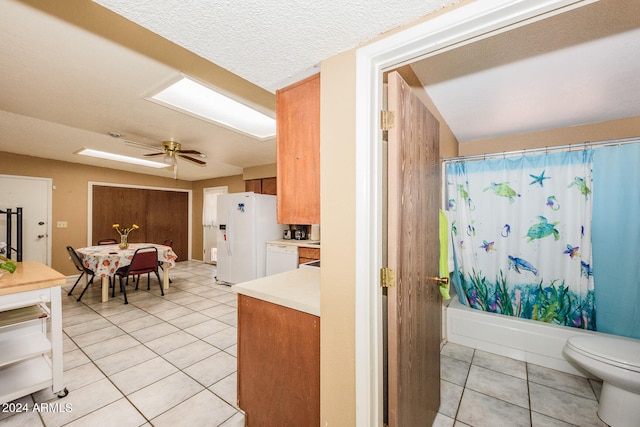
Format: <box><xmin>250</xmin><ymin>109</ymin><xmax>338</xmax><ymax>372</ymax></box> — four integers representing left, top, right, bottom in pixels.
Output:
<box><xmin>76</xmin><ymin>243</ymin><xmax>177</xmax><ymax>303</ymax></box>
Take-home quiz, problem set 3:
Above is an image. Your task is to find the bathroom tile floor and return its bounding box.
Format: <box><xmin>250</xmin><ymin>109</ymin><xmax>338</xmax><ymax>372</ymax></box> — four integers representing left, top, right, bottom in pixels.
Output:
<box><xmin>0</xmin><ymin>261</ymin><xmax>608</xmax><ymax>426</ymax></box>
<box><xmin>435</xmin><ymin>342</ymin><xmax>608</xmax><ymax>427</ymax></box>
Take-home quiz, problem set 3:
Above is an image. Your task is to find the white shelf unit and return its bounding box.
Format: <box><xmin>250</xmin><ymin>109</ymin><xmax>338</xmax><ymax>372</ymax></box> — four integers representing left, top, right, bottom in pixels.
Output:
<box><xmin>0</xmin><ymin>287</ymin><xmax>66</xmax><ymax>404</ymax></box>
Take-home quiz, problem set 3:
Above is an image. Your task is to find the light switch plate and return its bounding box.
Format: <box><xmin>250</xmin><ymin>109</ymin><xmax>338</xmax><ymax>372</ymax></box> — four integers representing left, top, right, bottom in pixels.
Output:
<box><xmin>57</xmin><ymin>221</ymin><xmax>68</xmax><ymax>228</ymax></box>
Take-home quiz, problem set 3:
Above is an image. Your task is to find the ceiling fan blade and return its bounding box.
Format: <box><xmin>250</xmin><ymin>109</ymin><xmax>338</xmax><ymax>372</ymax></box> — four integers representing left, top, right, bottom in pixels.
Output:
<box><xmin>143</xmin><ymin>152</ymin><xmax>166</xmax><ymax>157</ymax></box>
<box><xmin>178</xmin><ymin>154</ymin><xmax>206</xmax><ymax>165</ymax></box>
<box><xmin>123</xmin><ymin>139</ymin><xmax>164</xmax><ymax>152</ymax></box>
<box><xmin>177</xmin><ymin>149</ymin><xmax>202</xmax><ymax>155</ymax></box>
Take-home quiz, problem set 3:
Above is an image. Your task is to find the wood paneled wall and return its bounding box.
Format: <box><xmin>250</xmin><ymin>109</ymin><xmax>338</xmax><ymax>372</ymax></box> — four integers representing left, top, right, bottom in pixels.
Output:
<box><xmin>92</xmin><ymin>186</ymin><xmax>189</xmax><ymax>260</ymax></box>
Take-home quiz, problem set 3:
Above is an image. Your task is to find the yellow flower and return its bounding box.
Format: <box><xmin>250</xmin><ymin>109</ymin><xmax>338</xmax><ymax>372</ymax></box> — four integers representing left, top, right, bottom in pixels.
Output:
<box><xmin>112</xmin><ymin>224</ymin><xmax>120</xmax><ymax>229</ymax></box>
<box><xmin>132</xmin><ymin>224</ymin><xmax>139</xmax><ymax>229</ymax></box>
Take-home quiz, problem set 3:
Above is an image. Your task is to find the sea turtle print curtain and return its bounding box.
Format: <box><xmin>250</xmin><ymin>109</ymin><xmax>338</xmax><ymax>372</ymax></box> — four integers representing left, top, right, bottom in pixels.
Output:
<box><xmin>445</xmin><ymin>150</ymin><xmax>595</xmax><ymax>330</ymax></box>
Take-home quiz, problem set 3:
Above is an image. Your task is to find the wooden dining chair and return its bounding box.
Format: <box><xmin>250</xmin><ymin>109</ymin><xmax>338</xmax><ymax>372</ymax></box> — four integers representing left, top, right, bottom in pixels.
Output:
<box><xmin>66</xmin><ymin>246</ymin><xmax>96</xmax><ymax>302</ymax></box>
<box><xmin>114</xmin><ymin>246</ymin><xmax>163</xmax><ymax>304</ymax></box>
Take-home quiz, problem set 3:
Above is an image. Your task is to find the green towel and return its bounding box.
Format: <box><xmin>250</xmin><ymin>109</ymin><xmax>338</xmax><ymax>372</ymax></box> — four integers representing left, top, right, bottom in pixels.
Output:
<box><xmin>439</xmin><ymin>210</ymin><xmax>451</xmax><ymax>300</ymax></box>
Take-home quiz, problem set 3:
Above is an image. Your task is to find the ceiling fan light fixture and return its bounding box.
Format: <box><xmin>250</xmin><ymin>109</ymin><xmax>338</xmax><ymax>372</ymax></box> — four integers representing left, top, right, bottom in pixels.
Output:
<box><xmin>147</xmin><ymin>74</ymin><xmax>276</xmax><ymax>140</ymax></box>
<box><xmin>162</xmin><ymin>154</ymin><xmax>176</xmax><ymax>166</ymax></box>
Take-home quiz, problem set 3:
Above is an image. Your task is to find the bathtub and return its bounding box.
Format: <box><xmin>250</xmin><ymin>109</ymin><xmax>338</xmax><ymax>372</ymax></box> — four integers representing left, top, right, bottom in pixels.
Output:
<box><xmin>445</xmin><ymin>297</ymin><xmax>597</xmax><ymax>377</ymax></box>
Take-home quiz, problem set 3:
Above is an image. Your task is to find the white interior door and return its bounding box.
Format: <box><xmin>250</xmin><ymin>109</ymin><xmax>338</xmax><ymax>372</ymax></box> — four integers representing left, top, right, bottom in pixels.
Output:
<box><xmin>0</xmin><ymin>175</ymin><xmax>51</xmax><ymax>265</ymax></box>
<box><xmin>203</xmin><ymin>186</ymin><xmax>227</xmax><ymax>263</ymax></box>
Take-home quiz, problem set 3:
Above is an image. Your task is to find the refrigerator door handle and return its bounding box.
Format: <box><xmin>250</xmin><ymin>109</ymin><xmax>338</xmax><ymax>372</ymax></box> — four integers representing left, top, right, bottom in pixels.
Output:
<box><xmin>226</xmin><ymin>208</ymin><xmax>233</xmax><ymax>256</ymax></box>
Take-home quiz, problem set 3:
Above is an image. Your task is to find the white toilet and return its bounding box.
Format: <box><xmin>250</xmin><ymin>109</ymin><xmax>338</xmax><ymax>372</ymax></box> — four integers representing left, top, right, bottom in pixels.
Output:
<box><xmin>564</xmin><ymin>334</ymin><xmax>640</xmax><ymax>427</ymax></box>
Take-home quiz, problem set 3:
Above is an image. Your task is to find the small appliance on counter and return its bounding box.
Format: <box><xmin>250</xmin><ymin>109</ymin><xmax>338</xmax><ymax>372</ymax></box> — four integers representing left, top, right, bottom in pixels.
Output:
<box><xmin>294</xmin><ymin>228</ymin><xmax>307</xmax><ymax>240</ymax></box>
<box><xmin>284</xmin><ymin>225</ymin><xmax>309</xmax><ymax>240</ymax></box>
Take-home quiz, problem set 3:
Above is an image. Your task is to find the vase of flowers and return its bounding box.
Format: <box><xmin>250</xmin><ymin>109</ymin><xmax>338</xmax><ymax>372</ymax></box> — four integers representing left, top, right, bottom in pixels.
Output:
<box><xmin>112</xmin><ymin>223</ymin><xmax>139</xmax><ymax>249</ymax></box>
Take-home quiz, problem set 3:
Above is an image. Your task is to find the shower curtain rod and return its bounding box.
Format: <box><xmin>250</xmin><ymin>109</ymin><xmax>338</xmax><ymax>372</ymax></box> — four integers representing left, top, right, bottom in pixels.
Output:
<box><xmin>442</xmin><ymin>136</ymin><xmax>640</xmax><ymax>164</ymax></box>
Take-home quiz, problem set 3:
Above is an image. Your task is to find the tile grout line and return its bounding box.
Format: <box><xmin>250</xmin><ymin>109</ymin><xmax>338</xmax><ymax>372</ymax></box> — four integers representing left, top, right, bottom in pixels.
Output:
<box><xmin>56</xmin><ymin>265</ymin><xmax>240</xmax><ymax>426</ymax></box>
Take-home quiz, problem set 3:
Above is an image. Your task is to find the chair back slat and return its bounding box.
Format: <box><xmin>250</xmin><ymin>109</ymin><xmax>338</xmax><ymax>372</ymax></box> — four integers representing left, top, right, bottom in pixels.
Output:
<box><xmin>127</xmin><ymin>247</ymin><xmax>158</xmax><ymax>275</ymax></box>
<box><xmin>66</xmin><ymin>246</ymin><xmax>87</xmax><ymax>273</ymax></box>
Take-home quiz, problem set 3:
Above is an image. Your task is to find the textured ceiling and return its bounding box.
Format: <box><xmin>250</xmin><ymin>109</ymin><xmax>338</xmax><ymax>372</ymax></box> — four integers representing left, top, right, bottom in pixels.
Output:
<box><xmin>92</xmin><ymin>0</ymin><xmax>459</xmax><ymax>92</ymax></box>
<box><xmin>1</xmin><ymin>0</ymin><xmax>639</xmax><ymax>181</ymax></box>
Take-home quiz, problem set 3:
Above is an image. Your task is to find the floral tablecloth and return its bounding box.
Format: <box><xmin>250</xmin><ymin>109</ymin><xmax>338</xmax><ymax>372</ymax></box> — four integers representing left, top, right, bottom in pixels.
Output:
<box><xmin>76</xmin><ymin>243</ymin><xmax>177</xmax><ymax>277</ymax></box>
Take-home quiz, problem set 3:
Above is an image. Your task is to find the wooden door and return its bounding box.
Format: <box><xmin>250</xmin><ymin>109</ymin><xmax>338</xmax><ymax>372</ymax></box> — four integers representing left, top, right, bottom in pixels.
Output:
<box><xmin>92</xmin><ymin>186</ymin><xmax>189</xmax><ymax>260</ymax></box>
<box><xmin>386</xmin><ymin>71</ymin><xmax>441</xmax><ymax>426</ymax></box>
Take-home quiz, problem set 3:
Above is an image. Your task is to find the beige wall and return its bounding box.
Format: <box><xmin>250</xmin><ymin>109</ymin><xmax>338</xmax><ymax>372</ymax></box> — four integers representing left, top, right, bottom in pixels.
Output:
<box><xmin>459</xmin><ymin>116</ymin><xmax>640</xmax><ymax>156</ymax></box>
<box><xmin>242</xmin><ymin>163</ymin><xmax>277</xmax><ymax>180</ymax></box>
<box><xmin>0</xmin><ymin>152</ymin><xmax>253</xmax><ymax>275</ymax></box>
<box><xmin>320</xmin><ymin>51</ymin><xmax>358</xmax><ymax>425</ymax></box>
<box><xmin>0</xmin><ymin>152</ymin><xmax>191</xmax><ymax>275</ymax></box>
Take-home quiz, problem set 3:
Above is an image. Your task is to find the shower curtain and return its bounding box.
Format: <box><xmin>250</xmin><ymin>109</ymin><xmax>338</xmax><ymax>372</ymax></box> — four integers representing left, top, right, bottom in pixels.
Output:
<box><xmin>446</xmin><ymin>150</ymin><xmax>596</xmax><ymax>330</ymax></box>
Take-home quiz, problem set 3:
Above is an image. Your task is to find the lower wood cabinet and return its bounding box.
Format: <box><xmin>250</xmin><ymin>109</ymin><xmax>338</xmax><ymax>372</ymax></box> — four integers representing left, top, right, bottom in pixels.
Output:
<box><xmin>237</xmin><ymin>295</ymin><xmax>319</xmax><ymax>427</ymax></box>
<box><xmin>298</xmin><ymin>247</ymin><xmax>320</xmax><ymax>266</ymax></box>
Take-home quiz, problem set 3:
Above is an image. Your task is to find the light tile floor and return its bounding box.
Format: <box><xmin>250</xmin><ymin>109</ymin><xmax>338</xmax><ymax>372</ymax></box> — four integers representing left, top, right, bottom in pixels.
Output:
<box><xmin>436</xmin><ymin>342</ymin><xmax>608</xmax><ymax>427</ymax></box>
<box><xmin>1</xmin><ymin>260</ymin><xmax>243</xmax><ymax>427</ymax></box>
<box><xmin>0</xmin><ymin>261</ymin><xmax>608</xmax><ymax>426</ymax></box>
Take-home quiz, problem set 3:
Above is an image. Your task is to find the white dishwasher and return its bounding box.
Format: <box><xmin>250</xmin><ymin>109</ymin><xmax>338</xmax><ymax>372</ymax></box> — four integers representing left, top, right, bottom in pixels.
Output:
<box><xmin>266</xmin><ymin>244</ymin><xmax>298</xmax><ymax>276</ymax></box>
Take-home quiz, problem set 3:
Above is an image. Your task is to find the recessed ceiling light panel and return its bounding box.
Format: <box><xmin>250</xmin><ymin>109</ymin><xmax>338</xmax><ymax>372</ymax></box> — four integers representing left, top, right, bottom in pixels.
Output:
<box><xmin>147</xmin><ymin>75</ymin><xmax>276</xmax><ymax>140</ymax></box>
<box><xmin>77</xmin><ymin>148</ymin><xmax>168</xmax><ymax>168</ymax></box>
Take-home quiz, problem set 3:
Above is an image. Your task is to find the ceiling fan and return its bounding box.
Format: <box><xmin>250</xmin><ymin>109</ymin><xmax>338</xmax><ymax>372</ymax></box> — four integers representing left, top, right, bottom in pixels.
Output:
<box><xmin>141</xmin><ymin>140</ymin><xmax>207</xmax><ymax>166</ymax></box>
<box><xmin>123</xmin><ymin>139</ymin><xmax>207</xmax><ymax>178</ymax></box>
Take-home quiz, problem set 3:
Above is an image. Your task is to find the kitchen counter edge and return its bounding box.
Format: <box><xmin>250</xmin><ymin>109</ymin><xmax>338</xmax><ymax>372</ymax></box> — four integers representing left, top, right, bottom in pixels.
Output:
<box><xmin>0</xmin><ymin>261</ymin><xmax>66</xmax><ymax>296</ymax></box>
<box><xmin>266</xmin><ymin>239</ymin><xmax>321</xmax><ymax>249</ymax></box>
<box><xmin>232</xmin><ymin>267</ymin><xmax>320</xmax><ymax>317</ymax></box>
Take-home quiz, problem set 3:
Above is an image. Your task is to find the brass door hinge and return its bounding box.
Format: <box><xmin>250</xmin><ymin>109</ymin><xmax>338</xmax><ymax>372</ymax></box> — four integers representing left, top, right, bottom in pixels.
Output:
<box><xmin>381</xmin><ymin>110</ymin><xmax>395</xmax><ymax>131</ymax></box>
<box><xmin>380</xmin><ymin>267</ymin><xmax>396</xmax><ymax>288</ymax></box>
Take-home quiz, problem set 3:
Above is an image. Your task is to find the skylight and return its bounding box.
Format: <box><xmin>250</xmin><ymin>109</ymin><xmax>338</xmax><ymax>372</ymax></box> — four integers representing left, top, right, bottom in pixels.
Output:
<box><xmin>148</xmin><ymin>75</ymin><xmax>276</xmax><ymax>140</ymax></box>
<box><xmin>77</xmin><ymin>148</ymin><xmax>168</xmax><ymax>168</ymax></box>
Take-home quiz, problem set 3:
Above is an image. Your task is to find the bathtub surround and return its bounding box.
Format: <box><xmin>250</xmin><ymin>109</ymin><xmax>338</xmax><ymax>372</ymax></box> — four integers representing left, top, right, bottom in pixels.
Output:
<box><xmin>446</xmin><ymin>297</ymin><xmax>596</xmax><ymax>376</ymax></box>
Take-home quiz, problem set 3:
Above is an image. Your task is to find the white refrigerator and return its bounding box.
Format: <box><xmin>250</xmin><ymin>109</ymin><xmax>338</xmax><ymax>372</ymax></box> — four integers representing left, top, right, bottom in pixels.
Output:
<box><xmin>216</xmin><ymin>192</ymin><xmax>286</xmax><ymax>285</ymax></box>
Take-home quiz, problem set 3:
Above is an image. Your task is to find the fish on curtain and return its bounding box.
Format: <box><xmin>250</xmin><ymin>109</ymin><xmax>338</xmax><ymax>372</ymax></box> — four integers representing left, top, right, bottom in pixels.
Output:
<box><xmin>446</xmin><ymin>150</ymin><xmax>596</xmax><ymax>330</ymax></box>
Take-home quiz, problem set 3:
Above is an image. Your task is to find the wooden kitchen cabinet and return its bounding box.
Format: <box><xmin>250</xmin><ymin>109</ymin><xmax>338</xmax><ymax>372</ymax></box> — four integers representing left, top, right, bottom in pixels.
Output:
<box><xmin>298</xmin><ymin>247</ymin><xmax>320</xmax><ymax>266</ymax></box>
<box><xmin>238</xmin><ymin>294</ymin><xmax>319</xmax><ymax>426</ymax></box>
<box><xmin>276</xmin><ymin>73</ymin><xmax>320</xmax><ymax>224</ymax></box>
<box><xmin>245</xmin><ymin>177</ymin><xmax>277</xmax><ymax>195</ymax></box>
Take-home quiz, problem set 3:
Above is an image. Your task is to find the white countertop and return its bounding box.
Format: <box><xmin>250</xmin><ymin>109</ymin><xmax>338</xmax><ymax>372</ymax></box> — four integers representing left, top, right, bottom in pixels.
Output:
<box><xmin>233</xmin><ymin>267</ymin><xmax>320</xmax><ymax>316</ymax></box>
<box><xmin>266</xmin><ymin>239</ymin><xmax>321</xmax><ymax>249</ymax></box>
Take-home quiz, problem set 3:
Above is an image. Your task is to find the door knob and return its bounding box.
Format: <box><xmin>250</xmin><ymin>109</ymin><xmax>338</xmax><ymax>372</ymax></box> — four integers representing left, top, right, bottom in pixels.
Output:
<box><xmin>430</xmin><ymin>276</ymin><xmax>449</xmax><ymax>285</ymax></box>
<box><xmin>37</xmin><ymin>234</ymin><xmax>47</xmax><ymax>239</ymax></box>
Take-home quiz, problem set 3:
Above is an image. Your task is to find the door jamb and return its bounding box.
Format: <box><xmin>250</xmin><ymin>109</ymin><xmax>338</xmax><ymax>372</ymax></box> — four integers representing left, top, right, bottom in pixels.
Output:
<box><xmin>352</xmin><ymin>1</ymin><xmax>596</xmax><ymax>425</ymax></box>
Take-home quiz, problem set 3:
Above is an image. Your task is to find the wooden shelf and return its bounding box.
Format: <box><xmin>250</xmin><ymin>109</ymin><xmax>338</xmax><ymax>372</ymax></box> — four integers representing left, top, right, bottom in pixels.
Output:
<box><xmin>0</xmin><ymin>305</ymin><xmax>48</xmax><ymax>328</ymax></box>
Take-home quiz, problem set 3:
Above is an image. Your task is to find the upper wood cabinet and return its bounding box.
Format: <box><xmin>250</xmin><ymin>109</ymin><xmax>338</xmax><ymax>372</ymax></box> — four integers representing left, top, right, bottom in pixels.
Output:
<box><xmin>276</xmin><ymin>74</ymin><xmax>320</xmax><ymax>225</ymax></box>
<box><xmin>245</xmin><ymin>177</ymin><xmax>277</xmax><ymax>195</ymax></box>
